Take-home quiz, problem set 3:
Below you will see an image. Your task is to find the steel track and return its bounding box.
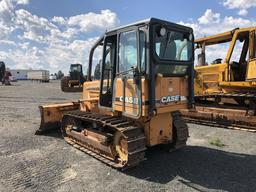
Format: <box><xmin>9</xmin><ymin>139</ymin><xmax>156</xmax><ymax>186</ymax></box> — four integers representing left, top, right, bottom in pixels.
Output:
<box><xmin>61</xmin><ymin>111</ymin><xmax>189</xmax><ymax>169</ymax></box>
<box><xmin>61</xmin><ymin>111</ymin><xmax>146</xmax><ymax>169</ymax></box>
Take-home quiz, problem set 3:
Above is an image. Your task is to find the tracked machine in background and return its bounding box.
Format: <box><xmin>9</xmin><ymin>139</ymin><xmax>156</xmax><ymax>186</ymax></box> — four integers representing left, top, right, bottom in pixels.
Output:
<box><xmin>0</xmin><ymin>61</ymin><xmax>5</xmax><ymax>83</ymax></box>
<box><xmin>0</xmin><ymin>61</ymin><xmax>12</xmax><ymax>85</ymax></box>
<box><xmin>37</xmin><ymin>18</ymin><xmax>194</xmax><ymax>169</ymax></box>
<box><xmin>181</xmin><ymin>27</ymin><xmax>256</xmax><ymax>131</ymax></box>
<box><xmin>61</xmin><ymin>64</ymin><xmax>86</xmax><ymax>92</ymax></box>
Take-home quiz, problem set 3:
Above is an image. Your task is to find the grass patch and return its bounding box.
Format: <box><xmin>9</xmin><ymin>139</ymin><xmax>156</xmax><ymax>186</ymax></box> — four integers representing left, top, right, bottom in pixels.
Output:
<box><xmin>209</xmin><ymin>138</ymin><xmax>225</xmax><ymax>147</ymax></box>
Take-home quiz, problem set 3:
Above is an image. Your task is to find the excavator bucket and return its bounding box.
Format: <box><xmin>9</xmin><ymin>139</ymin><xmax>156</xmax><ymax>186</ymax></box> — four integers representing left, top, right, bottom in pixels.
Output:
<box><xmin>36</xmin><ymin>102</ymin><xmax>80</xmax><ymax>134</ymax></box>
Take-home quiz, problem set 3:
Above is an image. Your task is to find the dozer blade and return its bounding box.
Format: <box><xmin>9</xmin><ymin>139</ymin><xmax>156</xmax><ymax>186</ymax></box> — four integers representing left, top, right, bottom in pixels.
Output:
<box><xmin>36</xmin><ymin>102</ymin><xmax>80</xmax><ymax>134</ymax></box>
<box><xmin>181</xmin><ymin>106</ymin><xmax>256</xmax><ymax>132</ymax></box>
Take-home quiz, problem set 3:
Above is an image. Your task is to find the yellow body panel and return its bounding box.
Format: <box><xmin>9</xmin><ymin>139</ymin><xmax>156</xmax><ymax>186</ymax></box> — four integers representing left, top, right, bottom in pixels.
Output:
<box><xmin>194</xmin><ymin>27</ymin><xmax>256</xmax><ymax>96</ymax></box>
<box><xmin>247</xmin><ymin>59</ymin><xmax>256</xmax><ymax>80</ymax></box>
<box><xmin>80</xmin><ymin>80</ymin><xmax>100</xmax><ymax>112</ymax></box>
<box><xmin>78</xmin><ymin>76</ymin><xmax>189</xmax><ymax>146</ymax></box>
<box><xmin>146</xmin><ymin>113</ymin><xmax>172</xmax><ymax>146</ymax></box>
<box><xmin>195</xmin><ymin>63</ymin><xmax>226</xmax><ymax>95</ymax></box>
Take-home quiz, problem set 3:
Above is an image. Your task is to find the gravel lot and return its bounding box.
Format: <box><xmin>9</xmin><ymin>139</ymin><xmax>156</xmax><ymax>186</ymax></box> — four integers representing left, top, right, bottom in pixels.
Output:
<box><xmin>0</xmin><ymin>81</ymin><xmax>255</xmax><ymax>192</ymax></box>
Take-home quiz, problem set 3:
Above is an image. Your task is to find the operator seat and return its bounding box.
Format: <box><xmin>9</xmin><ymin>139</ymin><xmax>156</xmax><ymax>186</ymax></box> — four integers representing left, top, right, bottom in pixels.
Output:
<box><xmin>230</xmin><ymin>61</ymin><xmax>240</xmax><ymax>81</ymax></box>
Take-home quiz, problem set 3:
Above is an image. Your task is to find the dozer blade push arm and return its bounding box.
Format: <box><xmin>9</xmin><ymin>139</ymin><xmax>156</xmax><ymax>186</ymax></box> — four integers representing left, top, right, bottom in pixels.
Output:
<box><xmin>36</xmin><ymin>102</ymin><xmax>80</xmax><ymax>134</ymax></box>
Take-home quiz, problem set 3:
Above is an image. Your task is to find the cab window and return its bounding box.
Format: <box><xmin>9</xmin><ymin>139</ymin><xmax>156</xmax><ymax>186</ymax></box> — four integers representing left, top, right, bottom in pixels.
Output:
<box><xmin>139</xmin><ymin>30</ymin><xmax>146</xmax><ymax>72</ymax></box>
<box><xmin>118</xmin><ymin>30</ymin><xmax>138</xmax><ymax>73</ymax></box>
<box><xmin>154</xmin><ymin>28</ymin><xmax>193</xmax><ymax>61</ymax></box>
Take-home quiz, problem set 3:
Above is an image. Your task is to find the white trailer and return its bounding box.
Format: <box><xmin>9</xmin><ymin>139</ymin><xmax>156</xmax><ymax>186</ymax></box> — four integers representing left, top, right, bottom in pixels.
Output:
<box><xmin>10</xmin><ymin>69</ymin><xmax>28</xmax><ymax>80</ymax></box>
<box><xmin>27</xmin><ymin>70</ymin><xmax>50</xmax><ymax>82</ymax></box>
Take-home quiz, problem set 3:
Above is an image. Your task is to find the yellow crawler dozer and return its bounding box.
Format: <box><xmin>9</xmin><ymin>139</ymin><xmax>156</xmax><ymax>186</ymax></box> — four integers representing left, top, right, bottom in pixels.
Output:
<box><xmin>36</xmin><ymin>18</ymin><xmax>195</xmax><ymax>169</ymax></box>
<box><xmin>182</xmin><ymin>27</ymin><xmax>256</xmax><ymax>130</ymax></box>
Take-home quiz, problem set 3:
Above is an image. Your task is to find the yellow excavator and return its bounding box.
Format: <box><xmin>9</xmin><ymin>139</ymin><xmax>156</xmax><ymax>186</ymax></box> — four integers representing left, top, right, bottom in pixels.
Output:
<box><xmin>36</xmin><ymin>18</ymin><xmax>195</xmax><ymax>169</ymax></box>
<box><xmin>181</xmin><ymin>27</ymin><xmax>256</xmax><ymax>130</ymax></box>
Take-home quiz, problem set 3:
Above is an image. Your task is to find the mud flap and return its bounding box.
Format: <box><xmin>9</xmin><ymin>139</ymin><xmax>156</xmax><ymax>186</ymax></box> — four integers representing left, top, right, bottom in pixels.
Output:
<box><xmin>172</xmin><ymin>111</ymin><xmax>189</xmax><ymax>150</ymax></box>
<box><xmin>35</xmin><ymin>102</ymin><xmax>80</xmax><ymax>135</ymax></box>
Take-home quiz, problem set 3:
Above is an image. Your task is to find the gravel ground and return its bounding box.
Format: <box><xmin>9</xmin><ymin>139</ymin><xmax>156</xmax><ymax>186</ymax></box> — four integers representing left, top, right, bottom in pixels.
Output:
<box><xmin>0</xmin><ymin>80</ymin><xmax>255</xmax><ymax>192</ymax></box>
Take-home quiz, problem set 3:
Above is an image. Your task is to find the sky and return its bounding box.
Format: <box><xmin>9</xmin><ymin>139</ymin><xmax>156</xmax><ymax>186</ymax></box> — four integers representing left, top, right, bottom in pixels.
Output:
<box><xmin>0</xmin><ymin>0</ymin><xmax>256</xmax><ymax>74</ymax></box>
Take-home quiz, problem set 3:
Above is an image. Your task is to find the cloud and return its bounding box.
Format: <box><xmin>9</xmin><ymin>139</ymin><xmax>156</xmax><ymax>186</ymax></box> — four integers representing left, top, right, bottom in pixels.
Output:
<box><xmin>0</xmin><ymin>0</ymin><xmax>14</xmax><ymax>24</ymax></box>
<box><xmin>198</xmin><ymin>9</ymin><xmax>220</xmax><ymax>24</ymax></box>
<box><xmin>0</xmin><ymin>0</ymin><xmax>119</xmax><ymax>73</ymax></box>
<box><xmin>44</xmin><ymin>38</ymin><xmax>101</xmax><ymax>70</ymax></box>
<box><xmin>180</xmin><ymin>9</ymin><xmax>256</xmax><ymax>38</ymax></box>
<box><xmin>238</xmin><ymin>9</ymin><xmax>248</xmax><ymax>16</ymax></box>
<box><xmin>52</xmin><ymin>10</ymin><xmax>119</xmax><ymax>30</ymax></box>
<box><xmin>52</xmin><ymin>16</ymin><xmax>66</xmax><ymax>25</ymax></box>
<box><xmin>222</xmin><ymin>0</ymin><xmax>256</xmax><ymax>16</ymax></box>
<box><xmin>0</xmin><ymin>0</ymin><xmax>30</xmax><ymax>25</ymax></box>
<box><xmin>15</xmin><ymin>9</ymin><xmax>58</xmax><ymax>43</ymax></box>
<box><xmin>0</xmin><ymin>39</ymin><xmax>17</xmax><ymax>46</ymax></box>
<box><xmin>15</xmin><ymin>0</ymin><xmax>30</xmax><ymax>5</ymax></box>
<box><xmin>0</xmin><ymin>0</ymin><xmax>31</xmax><ymax>38</ymax></box>
<box><xmin>180</xmin><ymin>9</ymin><xmax>256</xmax><ymax>64</ymax></box>
<box><xmin>67</xmin><ymin>10</ymin><xmax>118</xmax><ymax>32</ymax></box>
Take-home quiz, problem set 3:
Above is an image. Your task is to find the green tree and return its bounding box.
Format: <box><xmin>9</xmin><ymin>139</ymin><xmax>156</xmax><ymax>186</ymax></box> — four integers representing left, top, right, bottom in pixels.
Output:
<box><xmin>57</xmin><ymin>70</ymin><xmax>64</xmax><ymax>79</ymax></box>
<box><xmin>94</xmin><ymin>61</ymin><xmax>101</xmax><ymax>80</ymax></box>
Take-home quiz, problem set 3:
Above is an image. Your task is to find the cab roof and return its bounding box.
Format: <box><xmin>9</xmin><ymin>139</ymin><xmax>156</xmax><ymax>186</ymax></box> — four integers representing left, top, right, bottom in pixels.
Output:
<box><xmin>105</xmin><ymin>18</ymin><xmax>193</xmax><ymax>35</ymax></box>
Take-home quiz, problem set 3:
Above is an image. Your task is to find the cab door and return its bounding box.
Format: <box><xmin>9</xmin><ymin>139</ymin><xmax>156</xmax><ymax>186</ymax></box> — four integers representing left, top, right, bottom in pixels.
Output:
<box><xmin>226</xmin><ymin>30</ymin><xmax>249</xmax><ymax>82</ymax></box>
<box><xmin>246</xmin><ymin>30</ymin><xmax>256</xmax><ymax>80</ymax></box>
<box><xmin>99</xmin><ymin>35</ymin><xmax>117</xmax><ymax>108</ymax></box>
<box><xmin>113</xmin><ymin>29</ymin><xmax>144</xmax><ymax>118</ymax></box>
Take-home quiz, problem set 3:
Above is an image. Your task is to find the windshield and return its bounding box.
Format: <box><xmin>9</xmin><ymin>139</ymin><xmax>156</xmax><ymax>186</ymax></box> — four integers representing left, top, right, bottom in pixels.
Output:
<box><xmin>71</xmin><ymin>65</ymin><xmax>81</xmax><ymax>72</ymax></box>
<box><xmin>154</xmin><ymin>26</ymin><xmax>193</xmax><ymax>76</ymax></box>
<box><xmin>154</xmin><ymin>27</ymin><xmax>193</xmax><ymax>61</ymax></box>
